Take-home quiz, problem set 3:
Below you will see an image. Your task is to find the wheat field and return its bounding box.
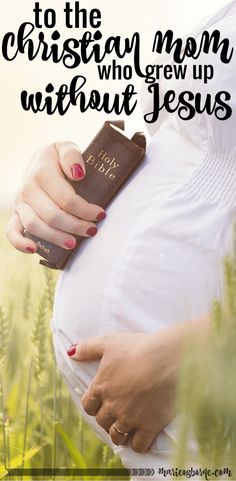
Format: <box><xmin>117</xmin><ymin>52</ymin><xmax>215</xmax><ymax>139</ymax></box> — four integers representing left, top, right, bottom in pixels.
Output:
<box><xmin>1</xmin><ymin>208</ymin><xmax>236</xmax><ymax>481</ymax></box>
<box><xmin>0</xmin><ymin>211</ymin><xmax>125</xmax><ymax>480</ymax></box>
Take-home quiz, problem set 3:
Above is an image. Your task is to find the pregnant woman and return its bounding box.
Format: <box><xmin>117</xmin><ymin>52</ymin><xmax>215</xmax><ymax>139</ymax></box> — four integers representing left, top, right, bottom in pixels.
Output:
<box><xmin>7</xmin><ymin>1</ymin><xmax>236</xmax><ymax>478</ymax></box>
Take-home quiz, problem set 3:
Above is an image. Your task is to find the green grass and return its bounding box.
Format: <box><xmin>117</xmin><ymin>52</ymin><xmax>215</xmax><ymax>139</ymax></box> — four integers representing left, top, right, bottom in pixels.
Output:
<box><xmin>0</xmin><ymin>211</ymin><xmax>126</xmax><ymax>480</ymax></box>
<box><xmin>2</xmin><ymin>207</ymin><xmax>236</xmax><ymax>480</ymax></box>
<box><xmin>176</xmin><ymin>228</ymin><xmax>236</xmax><ymax>477</ymax></box>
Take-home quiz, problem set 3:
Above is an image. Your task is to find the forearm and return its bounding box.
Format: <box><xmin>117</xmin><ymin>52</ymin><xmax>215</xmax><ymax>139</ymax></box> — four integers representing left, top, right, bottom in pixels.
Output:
<box><xmin>154</xmin><ymin>315</ymin><xmax>210</xmax><ymax>352</ymax></box>
<box><xmin>149</xmin><ymin>316</ymin><xmax>211</xmax><ymax>383</ymax></box>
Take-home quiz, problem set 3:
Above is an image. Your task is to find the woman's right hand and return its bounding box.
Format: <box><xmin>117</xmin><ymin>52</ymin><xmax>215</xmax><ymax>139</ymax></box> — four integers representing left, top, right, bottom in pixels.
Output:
<box><xmin>7</xmin><ymin>142</ymin><xmax>106</xmax><ymax>254</ymax></box>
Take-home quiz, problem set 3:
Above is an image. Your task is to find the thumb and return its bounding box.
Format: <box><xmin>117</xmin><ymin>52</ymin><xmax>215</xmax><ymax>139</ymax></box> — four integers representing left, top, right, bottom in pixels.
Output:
<box><xmin>67</xmin><ymin>337</ymin><xmax>105</xmax><ymax>362</ymax></box>
<box><xmin>55</xmin><ymin>141</ymin><xmax>86</xmax><ymax>181</ymax></box>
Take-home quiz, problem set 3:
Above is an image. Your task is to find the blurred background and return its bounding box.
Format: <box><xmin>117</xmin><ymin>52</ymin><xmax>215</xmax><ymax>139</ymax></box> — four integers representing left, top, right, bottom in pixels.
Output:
<box><xmin>0</xmin><ymin>1</ymin><xmax>234</xmax><ymax>476</ymax></box>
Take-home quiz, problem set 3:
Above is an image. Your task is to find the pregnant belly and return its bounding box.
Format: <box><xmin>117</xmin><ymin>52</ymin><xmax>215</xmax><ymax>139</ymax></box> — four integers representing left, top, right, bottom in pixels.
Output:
<box><xmin>50</xmin><ymin>125</ymin><xmax>224</xmax><ymax>457</ymax></box>
<box><xmin>51</xmin><ymin>233</ymin><xmax>212</xmax><ymax>456</ymax></box>
<box><xmin>51</xmin><ymin>195</ymin><xmax>222</xmax><ymax>457</ymax></box>
<box><xmin>51</xmin><ymin>250</ymin><xmax>185</xmax><ymax>455</ymax></box>
<box><xmin>52</xmin><ymin>217</ymin><xmax>218</xmax><ymax>372</ymax></box>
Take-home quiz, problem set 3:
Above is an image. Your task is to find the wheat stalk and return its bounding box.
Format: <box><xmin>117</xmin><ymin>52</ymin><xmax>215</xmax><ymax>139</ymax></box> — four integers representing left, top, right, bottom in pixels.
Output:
<box><xmin>21</xmin><ymin>359</ymin><xmax>33</xmax><ymax>478</ymax></box>
<box><xmin>0</xmin><ymin>305</ymin><xmax>10</xmax><ymax>470</ymax></box>
<box><xmin>177</xmin><ymin>228</ymin><xmax>236</xmax><ymax>473</ymax></box>
<box><xmin>32</xmin><ymin>290</ymin><xmax>48</xmax><ymax>384</ymax></box>
<box><xmin>22</xmin><ymin>282</ymin><xmax>31</xmax><ymax>322</ymax></box>
<box><xmin>43</xmin><ymin>268</ymin><xmax>56</xmax><ymax>314</ymax></box>
<box><xmin>0</xmin><ymin>305</ymin><xmax>9</xmax><ymax>373</ymax></box>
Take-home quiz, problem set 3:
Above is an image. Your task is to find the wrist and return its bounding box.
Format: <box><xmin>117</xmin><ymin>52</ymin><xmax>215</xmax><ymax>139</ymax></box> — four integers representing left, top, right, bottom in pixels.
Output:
<box><xmin>152</xmin><ymin>316</ymin><xmax>210</xmax><ymax>349</ymax></box>
<box><xmin>147</xmin><ymin>326</ymin><xmax>184</xmax><ymax>387</ymax></box>
<box><xmin>149</xmin><ymin>317</ymin><xmax>210</xmax><ymax>378</ymax></box>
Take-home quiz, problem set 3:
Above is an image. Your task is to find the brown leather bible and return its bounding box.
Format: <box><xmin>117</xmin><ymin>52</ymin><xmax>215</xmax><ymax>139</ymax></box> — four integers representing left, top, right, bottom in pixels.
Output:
<box><xmin>24</xmin><ymin>120</ymin><xmax>146</xmax><ymax>269</ymax></box>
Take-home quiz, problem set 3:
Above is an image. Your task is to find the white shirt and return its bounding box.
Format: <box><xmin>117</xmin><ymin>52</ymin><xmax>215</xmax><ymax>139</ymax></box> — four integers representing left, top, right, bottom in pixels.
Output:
<box><xmin>51</xmin><ymin>0</ymin><xmax>236</xmax><ymax>462</ymax></box>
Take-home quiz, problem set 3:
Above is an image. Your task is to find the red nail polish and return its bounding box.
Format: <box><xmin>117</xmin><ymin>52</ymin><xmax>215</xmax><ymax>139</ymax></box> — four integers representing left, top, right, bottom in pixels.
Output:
<box><xmin>65</xmin><ymin>239</ymin><xmax>76</xmax><ymax>249</ymax></box>
<box><xmin>26</xmin><ymin>246</ymin><xmax>35</xmax><ymax>254</ymax></box>
<box><xmin>87</xmin><ymin>227</ymin><xmax>98</xmax><ymax>237</ymax></box>
<box><xmin>96</xmin><ymin>212</ymin><xmax>106</xmax><ymax>221</ymax></box>
<box><xmin>71</xmin><ymin>164</ymin><xmax>84</xmax><ymax>180</ymax></box>
<box><xmin>67</xmin><ymin>346</ymin><xmax>77</xmax><ymax>357</ymax></box>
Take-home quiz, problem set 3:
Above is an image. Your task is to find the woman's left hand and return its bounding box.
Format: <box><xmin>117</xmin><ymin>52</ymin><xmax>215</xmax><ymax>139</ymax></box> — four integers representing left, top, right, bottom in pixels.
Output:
<box><xmin>67</xmin><ymin>326</ymin><xmax>185</xmax><ymax>453</ymax></box>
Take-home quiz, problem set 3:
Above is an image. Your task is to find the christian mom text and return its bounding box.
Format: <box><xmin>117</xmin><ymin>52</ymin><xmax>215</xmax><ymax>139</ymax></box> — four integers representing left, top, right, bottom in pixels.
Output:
<box><xmin>1</xmin><ymin>2</ymin><xmax>234</xmax><ymax>121</ymax></box>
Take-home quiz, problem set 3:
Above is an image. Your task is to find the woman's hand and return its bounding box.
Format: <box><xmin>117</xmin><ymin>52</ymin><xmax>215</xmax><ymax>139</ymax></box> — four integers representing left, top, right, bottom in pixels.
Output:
<box><xmin>7</xmin><ymin>142</ymin><xmax>106</xmax><ymax>254</ymax></box>
<box><xmin>67</xmin><ymin>326</ymin><xmax>187</xmax><ymax>454</ymax></box>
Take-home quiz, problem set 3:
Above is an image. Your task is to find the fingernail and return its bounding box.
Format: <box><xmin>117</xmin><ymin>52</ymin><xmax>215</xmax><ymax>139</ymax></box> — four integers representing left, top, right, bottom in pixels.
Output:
<box><xmin>87</xmin><ymin>227</ymin><xmax>98</xmax><ymax>237</ymax></box>
<box><xmin>67</xmin><ymin>346</ymin><xmax>77</xmax><ymax>357</ymax></box>
<box><xmin>64</xmin><ymin>239</ymin><xmax>76</xmax><ymax>249</ymax></box>
<box><xmin>96</xmin><ymin>212</ymin><xmax>106</xmax><ymax>221</ymax></box>
<box><xmin>71</xmin><ymin>164</ymin><xmax>85</xmax><ymax>180</ymax></box>
<box><xmin>26</xmin><ymin>246</ymin><xmax>36</xmax><ymax>254</ymax></box>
